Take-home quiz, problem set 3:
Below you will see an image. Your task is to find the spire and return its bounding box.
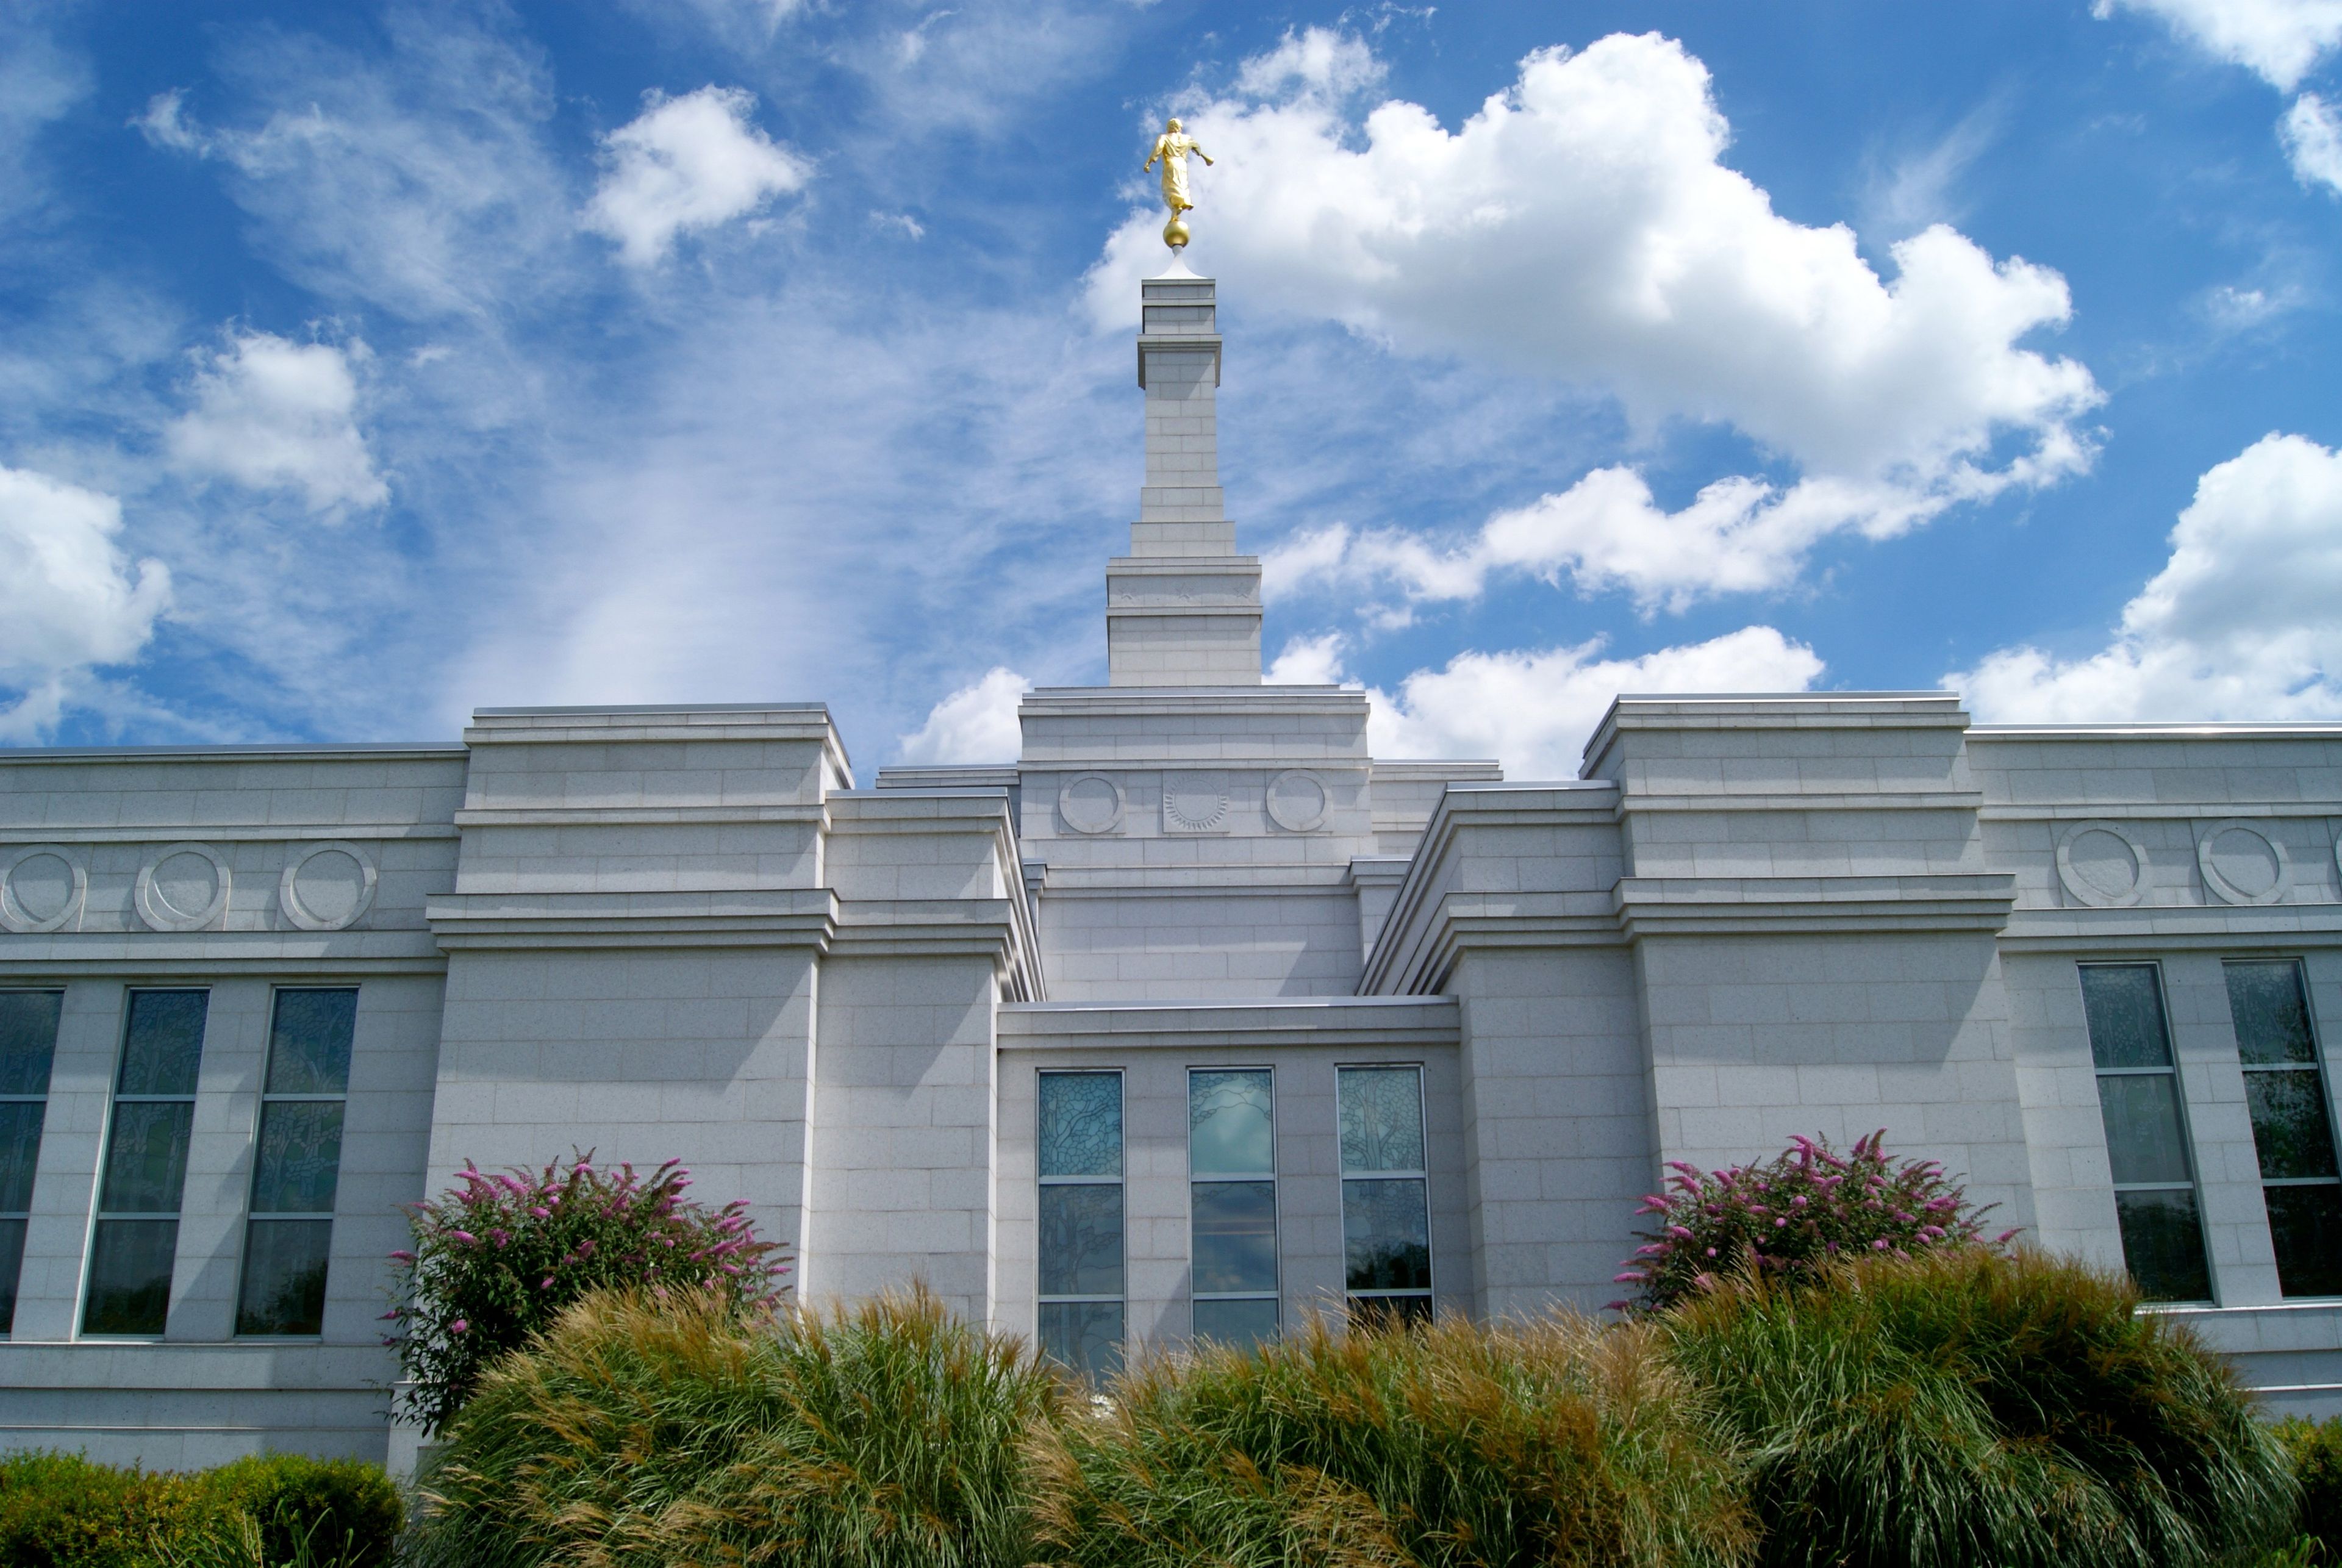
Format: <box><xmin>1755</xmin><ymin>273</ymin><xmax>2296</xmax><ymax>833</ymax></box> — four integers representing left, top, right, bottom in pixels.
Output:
<box><xmin>1105</xmin><ymin>266</ymin><xmax>1264</xmax><ymax>686</ymax></box>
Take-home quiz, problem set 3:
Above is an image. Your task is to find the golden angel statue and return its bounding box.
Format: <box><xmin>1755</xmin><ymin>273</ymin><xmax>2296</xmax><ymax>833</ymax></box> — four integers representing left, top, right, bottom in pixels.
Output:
<box><xmin>1144</xmin><ymin>118</ymin><xmax>1213</xmax><ymax>248</ymax></box>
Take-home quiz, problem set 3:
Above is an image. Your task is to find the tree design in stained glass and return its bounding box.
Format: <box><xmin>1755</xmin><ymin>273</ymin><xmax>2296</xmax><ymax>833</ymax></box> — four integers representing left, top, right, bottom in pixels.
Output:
<box><xmin>2227</xmin><ymin>961</ymin><xmax>2318</xmax><ymax>1065</ymax></box>
<box><xmin>252</xmin><ymin>1103</ymin><xmax>346</xmax><ymax>1213</ymax></box>
<box><xmin>266</xmin><ymin>989</ymin><xmax>356</xmax><ymax>1094</ymax></box>
<box><xmin>1339</xmin><ymin>1067</ymin><xmax>1424</xmax><ymax>1173</ymax></box>
<box><xmin>0</xmin><ymin>992</ymin><xmax>61</xmax><ymax>1097</ymax></box>
<box><xmin>2079</xmin><ymin>967</ymin><xmax>2172</xmax><ymax>1069</ymax></box>
<box><xmin>1039</xmin><ymin>1073</ymin><xmax>1121</xmax><ymax>1178</ymax></box>
<box><xmin>1189</xmin><ymin>1070</ymin><xmax>1272</xmax><ymax>1175</ymax></box>
<box><xmin>118</xmin><ymin>990</ymin><xmax>207</xmax><ymax>1096</ymax></box>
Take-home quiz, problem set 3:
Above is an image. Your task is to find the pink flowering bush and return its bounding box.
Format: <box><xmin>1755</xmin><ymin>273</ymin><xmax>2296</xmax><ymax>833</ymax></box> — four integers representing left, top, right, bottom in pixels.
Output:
<box><xmin>385</xmin><ymin>1151</ymin><xmax>790</xmax><ymax>1435</ymax></box>
<box><xmin>1613</xmin><ymin>1130</ymin><xmax>2010</xmax><ymax>1314</ymax></box>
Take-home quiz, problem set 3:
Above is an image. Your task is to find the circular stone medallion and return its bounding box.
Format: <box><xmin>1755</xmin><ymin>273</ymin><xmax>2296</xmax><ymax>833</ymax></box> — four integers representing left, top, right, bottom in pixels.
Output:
<box><xmin>1058</xmin><ymin>774</ymin><xmax>1125</xmax><ymax>835</ymax></box>
<box><xmin>0</xmin><ymin>845</ymin><xmax>86</xmax><ymax>934</ymax></box>
<box><xmin>134</xmin><ymin>842</ymin><xmax>232</xmax><ymax>933</ymax></box>
<box><xmin>281</xmin><ymin>842</ymin><xmax>379</xmax><ymax>931</ymax></box>
<box><xmin>1162</xmin><ymin>775</ymin><xmax>1229</xmax><ymax>832</ymax></box>
<box><xmin>1264</xmin><ymin>770</ymin><xmax>1330</xmax><ymax>832</ymax></box>
<box><xmin>2197</xmin><ymin>820</ymin><xmax>2290</xmax><ymax>906</ymax></box>
<box><xmin>2055</xmin><ymin>822</ymin><xmax>2147</xmax><ymax>909</ymax></box>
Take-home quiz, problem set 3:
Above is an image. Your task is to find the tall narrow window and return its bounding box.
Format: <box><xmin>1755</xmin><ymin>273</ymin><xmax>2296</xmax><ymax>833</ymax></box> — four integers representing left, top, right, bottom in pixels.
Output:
<box><xmin>2079</xmin><ymin>964</ymin><xmax>2213</xmax><ymax>1302</ymax></box>
<box><xmin>238</xmin><ymin>988</ymin><xmax>356</xmax><ymax>1336</ymax></box>
<box><xmin>0</xmin><ymin>992</ymin><xmax>63</xmax><ymax>1334</ymax></box>
<box><xmin>1339</xmin><ymin>1065</ymin><xmax>1431</xmax><ymax>1326</ymax></box>
<box><xmin>1189</xmin><ymin>1068</ymin><xmax>1277</xmax><ymax>1344</ymax></box>
<box><xmin>85</xmin><ymin>989</ymin><xmax>208</xmax><ymax>1335</ymax></box>
<box><xmin>2225</xmin><ymin>960</ymin><xmax>2342</xmax><ymax>1298</ymax></box>
<box><xmin>1036</xmin><ymin>1070</ymin><xmax>1123</xmax><ymax>1378</ymax></box>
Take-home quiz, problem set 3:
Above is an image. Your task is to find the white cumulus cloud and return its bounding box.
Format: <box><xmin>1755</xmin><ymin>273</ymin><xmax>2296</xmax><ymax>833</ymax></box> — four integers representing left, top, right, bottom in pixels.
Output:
<box><xmin>1100</xmin><ymin>32</ymin><xmax>2100</xmax><ymax>614</ymax></box>
<box><xmin>2283</xmin><ymin>91</ymin><xmax>2342</xmax><ymax>191</ymax></box>
<box><xmin>1266</xmin><ymin>465</ymin><xmax>1946</xmax><ymax>616</ymax></box>
<box><xmin>2097</xmin><ymin>0</ymin><xmax>2342</xmax><ymax>90</ymax></box>
<box><xmin>1950</xmin><ymin>433</ymin><xmax>2342</xmax><ymax>722</ymax></box>
<box><xmin>0</xmin><ymin>466</ymin><xmax>173</xmax><ymax>738</ymax></box>
<box><xmin>896</xmin><ymin>665</ymin><xmax>1031</xmax><ymax>764</ymax></box>
<box><xmin>586</xmin><ymin>86</ymin><xmax>809</xmax><ymax>267</ymax></box>
<box><xmin>1287</xmin><ymin>625</ymin><xmax>1824</xmax><ymax>778</ymax></box>
<box><xmin>166</xmin><ymin>331</ymin><xmax>388</xmax><ymax>512</ymax></box>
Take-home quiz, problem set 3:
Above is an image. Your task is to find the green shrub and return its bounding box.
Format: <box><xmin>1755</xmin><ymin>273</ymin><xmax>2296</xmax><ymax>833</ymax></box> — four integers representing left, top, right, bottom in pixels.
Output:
<box><xmin>195</xmin><ymin>1454</ymin><xmax>401</xmax><ymax>1566</ymax></box>
<box><xmin>409</xmin><ymin>1284</ymin><xmax>1061</xmax><ymax>1568</ymax></box>
<box><xmin>1662</xmin><ymin>1246</ymin><xmax>2297</xmax><ymax>1568</ymax></box>
<box><xmin>2276</xmin><ymin>1416</ymin><xmax>2342</xmax><ymax>1559</ymax></box>
<box><xmin>388</xmin><ymin>1150</ymin><xmax>793</xmax><ymax>1435</ymax></box>
<box><xmin>1028</xmin><ymin>1312</ymin><xmax>1753</xmax><ymax>1568</ymax></box>
<box><xmin>0</xmin><ymin>1451</ymin><xmax>220</xmax><ymax>1567</ymax></box>
<box><xmin>0</xmin><ymin>1450</ymin><xmax>398</xmax><ymax>1568</ymax></box>
<box><xmin>1618</xmin><ymin>1131</ymin><xmax>2005</xmax><ymax>1313</ymax></box>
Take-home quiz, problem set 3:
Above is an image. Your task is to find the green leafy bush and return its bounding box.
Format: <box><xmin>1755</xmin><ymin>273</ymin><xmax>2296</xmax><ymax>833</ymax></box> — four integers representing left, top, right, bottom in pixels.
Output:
<box><xmin>2276</xmin><ymin>1416</ymin><xmax>2342</xmax><ymax>1560</ymax></box>
<box><xmin>0</xmin><ymin>1452</ymin><xmax>219</xmax><ymax>1567</ymax></box>
<box><xmin>0</xmin><ymin>1450</ymin><xmax>399</xmax><ymax>1568</ymax></box>
<box><xmin>408</xmin><ymin>1284</ymin><xmax>1059</xmax><ymax>1568</ymax></box>
<box><xmin>1661</xmin><ymin>1245</ymin><xmax>2297</xmax><ymax>1568</ymax></box>
<box><xmin>1028</xmin><ymin>1312</ymin><xmax>1753</xmax><ymax>1568</ymax></box>
<box><xmin>194</xmin><ymin>1455</ymin><xmax>401</xmax><ymax>1566</ymax></box>
<box><xmin>385</xmin><ymin>1150</ymin><xmax>792</xmax><ymax>1434</ymax></box>
<box><xmin>1617</xmin><ymin>1131</ymin><xmax>2006</xmax><ymax>1312</ymax></box>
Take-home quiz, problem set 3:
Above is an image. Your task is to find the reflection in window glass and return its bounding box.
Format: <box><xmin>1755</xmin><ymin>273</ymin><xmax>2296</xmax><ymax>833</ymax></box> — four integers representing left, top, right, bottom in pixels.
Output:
<box><xmin>1190</xmin><ymin>1069</ymin><xmax>1275</xmax><ymax>1344</ymax></box>
<box><xmin>86</xmin><ymin>990</ymin><xmax>207</xmax><ymax>1335</ymax></box>
<box><xmin>1339</xmin><ymin>1067</ymin><xmax>1431</xmax><ymax>1325</ymax></box>
<box><xmin>237</xmin><ymin>989</ymin><xmax>356</xmax><ymax>1336</ymax></box>
<box><xmin>0</xmin><ymin>992</ymin><xmax>63</xmax><ymax>1334</ymax></box>
<box><xmin>2226</xmin><ymin>961</ymin><xmax>2342</xmax><ymax>1298</ymax></box>
<box><xmin>2080</xmin><ymin>965</ymin><xmax>2213</xmax><ymax>1302</ymax></box>
<box><xmin>1037</xmin><ymin>1072</ymin><xmax>1122</xmax><ymax>1378</ymax></box>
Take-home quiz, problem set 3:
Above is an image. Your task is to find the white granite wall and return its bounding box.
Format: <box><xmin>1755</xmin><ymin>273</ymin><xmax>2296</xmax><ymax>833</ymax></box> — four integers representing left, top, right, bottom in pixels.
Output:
<box><xmin>805</xmin><ymin>954</ymin><xmax>999</xmax><ymax>1320</ymax></box>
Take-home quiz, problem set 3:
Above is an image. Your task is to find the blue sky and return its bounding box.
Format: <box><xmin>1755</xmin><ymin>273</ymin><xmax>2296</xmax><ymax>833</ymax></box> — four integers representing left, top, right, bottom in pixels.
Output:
<box><xmin>3</xmin><ymin>0</ymin><xmax>2340</xmax><ymax>778</ymax></box>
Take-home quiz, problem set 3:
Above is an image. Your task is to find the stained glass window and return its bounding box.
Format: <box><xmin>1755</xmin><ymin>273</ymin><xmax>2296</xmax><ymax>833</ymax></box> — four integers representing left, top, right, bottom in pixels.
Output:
<box><xmin>2226</xmin><ymin>961</ymin><xmax>2342</xmax><ymax>1298</ymax></box>
<box><xmin>1339</xmin><ymin>1066</ymin><xmax>1431</xmax><ymax>1325</ymax></box>
<box><xmin>86</xmin><ymin>990</ymin><xmax>207</xmax><ymax>1335</ymax></box>
<box><xmin>237</xmin><ymin>988</ymin><xmax>356</xmax><ymax>1336</ymax></box>
<box><xmin>1190</xmin><ymin>1068</ymin><xmax>1276</xmax><ymax>1344</ymax></box>
<box><xmin>0</xmin><ymin>991</ymin><xmax>62</xmax><ymax>1334</ymax></box>
<box><xmin>2080</xmin><ymin>965</ymin><xmax>2211</xmax><ymax>1302</ymax></box>
<box><xmin>1037</xmin><ymin>1072</ymin><xmax>1122</xmax><ymax>1378</ymax></box>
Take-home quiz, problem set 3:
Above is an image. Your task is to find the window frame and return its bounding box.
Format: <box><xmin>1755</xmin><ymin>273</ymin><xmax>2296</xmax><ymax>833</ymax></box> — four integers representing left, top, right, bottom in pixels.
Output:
<box><xmin>1034</xmin><ymin>1067</ymin><xmax>1126</xmax><ymax>1373</ymax></box>
<box><xmin>0</xmin><ymin>989</ymin><xmax>66</xmax><ymax>1338</ymax></box>
<box><xmin>82</xmin><ymin>986</ymin><xmax>210</xmax><ymax>1339</ymax></box>
<box><xmin>1187</xmin><ymin>1064</ymin><xmax>1280</xmax><ymax>1337</ymax></box>
<box><xmin>2222</xmin><ymin>956</ymin><xmax>2342</xmax><ymax>1299</ymax></box>
<box><xmin>234</xmin><ymin>984</ymin><xmax>359</xmax><ymax>1339</ymax></box>
<box><xmin>2076</xmin><ymin>960</ymin><xmax>2215</xmax><ymax>1305</ymax></box>
<box><xmin>1336</xmin><ymin>1062</ymin><xmax>1434</xmax><ymax>1319</ymax></box>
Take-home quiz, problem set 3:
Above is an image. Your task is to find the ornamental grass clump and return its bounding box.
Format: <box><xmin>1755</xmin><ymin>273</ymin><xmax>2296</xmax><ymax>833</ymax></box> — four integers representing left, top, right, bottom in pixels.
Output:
<box><xmin>407</xmin><ymin>1285</ymin><xmax>1062</xmax><ymax>1568</ymax></box>
<box><xmin>386</xmin><ymin>1150</ymin><xmax>791</xmax><ymax>1435</ymax></box>
<box><xmin>1027</xmin><ymin>1311</ymin><xmax>1754</xmax><ymax>1568</ymax></box>
<box><xmin>1661</xmin><ymin>1245</ymin><xmax>2297</xmax><ymax>1568</ymax></box>
<box><xmin>1615</xmin><ymin>1130</ymin><xmax>2004</xmax><ymax>1312</ymax></box>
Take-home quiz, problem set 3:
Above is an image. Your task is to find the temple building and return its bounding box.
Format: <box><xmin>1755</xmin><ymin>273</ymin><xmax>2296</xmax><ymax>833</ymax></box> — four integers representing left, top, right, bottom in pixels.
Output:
<box><xmin>2</xmin><ymin>264</ymin><xmax>2340</xmax><ymax>1468</ymax></box>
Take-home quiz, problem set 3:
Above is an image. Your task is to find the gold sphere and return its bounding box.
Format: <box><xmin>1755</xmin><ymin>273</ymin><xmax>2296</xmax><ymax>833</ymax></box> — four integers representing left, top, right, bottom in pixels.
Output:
<box><xmin>1163</xmin><ymin>213</ymin><xmax>1191</xmax><ymax>249</ymax></box>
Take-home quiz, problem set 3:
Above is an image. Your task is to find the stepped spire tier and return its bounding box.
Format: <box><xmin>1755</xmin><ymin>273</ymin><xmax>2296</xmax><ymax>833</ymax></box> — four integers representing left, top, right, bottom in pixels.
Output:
<box><xmin>1106</xmin><ymin>266</ymin><xmax>1264</xmax><ymax>685</ymax></box>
